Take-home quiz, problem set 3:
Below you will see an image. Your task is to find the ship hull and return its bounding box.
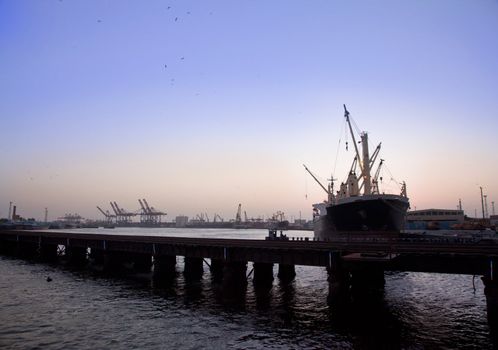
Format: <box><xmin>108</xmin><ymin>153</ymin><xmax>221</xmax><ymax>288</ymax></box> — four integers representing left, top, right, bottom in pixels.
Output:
<box><xmin>314</xmin><ymin>195</ymin><xmax>409</xmax><ymax>240</ymax></box>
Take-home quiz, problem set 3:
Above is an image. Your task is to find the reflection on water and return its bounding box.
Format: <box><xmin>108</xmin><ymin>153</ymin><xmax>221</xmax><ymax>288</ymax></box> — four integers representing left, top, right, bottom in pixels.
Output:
<box><xmin>0</xmin><ymin>228</ymin><xmax>494</xmax><ymax>349</ymax></box>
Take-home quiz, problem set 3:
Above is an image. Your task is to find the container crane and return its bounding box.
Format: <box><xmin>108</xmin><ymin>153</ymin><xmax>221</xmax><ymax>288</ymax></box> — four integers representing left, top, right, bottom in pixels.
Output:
<box><xmin>143</xmin><ymin>199</ymin><xmax>153</xmax><ymax>214</ymax></box>
<box><xmin>235</xmin><ymin>204</ymin><xmax>242</xmax><ymax>224</ymax></box>
<box><xmin>97</xmin><ymin>206</ymin><xmax>115</xmax><ymax>224</ymax></box>
<box><xmin>141</xmin><ymin>198</ymin><xmax>167</xmax><ymax>225</ymax></box>
<box><xmin>110</xmin><ymin>202</ymin><xmax>119</xmax><ymax>215</ymax></box>
<box><xmin>138</xmin><ymin>199</ymin><xmax>150</xmax><ymax>224</ymax></box>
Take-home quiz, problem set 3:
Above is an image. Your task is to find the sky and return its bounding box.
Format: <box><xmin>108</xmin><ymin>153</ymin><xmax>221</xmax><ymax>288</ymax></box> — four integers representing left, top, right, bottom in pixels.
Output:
<box><xmin>1</xmin><ymin>0</ymin><xmax>497</xmax><ymax>221</ymax></box>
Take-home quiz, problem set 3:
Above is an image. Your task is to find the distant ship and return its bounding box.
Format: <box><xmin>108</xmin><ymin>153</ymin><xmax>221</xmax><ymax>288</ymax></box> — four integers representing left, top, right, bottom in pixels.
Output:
<box><xmin>306</xmin><ymin>105</ymin><xmax>410</xmax><ymax>240</ymax></box>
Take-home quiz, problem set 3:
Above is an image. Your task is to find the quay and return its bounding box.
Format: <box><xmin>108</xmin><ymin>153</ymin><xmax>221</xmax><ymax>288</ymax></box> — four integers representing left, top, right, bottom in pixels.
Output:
<box><xmin>2</xmin><ymin>229</ymin><xmax>498</xmax><ymax>309</ymax></box>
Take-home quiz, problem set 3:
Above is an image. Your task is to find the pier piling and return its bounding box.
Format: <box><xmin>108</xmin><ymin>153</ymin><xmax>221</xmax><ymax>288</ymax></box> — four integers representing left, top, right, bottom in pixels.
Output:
<box><xmin>327</xmin><ymin>254</ymin><xmax>351</xmax><ymax>305</ymax></box>
<box><xmin>153</xmin><ymin>255</ymin><xmax>177</xmax><ymax>281</ymax></box>
<box><xmin>222</xmin><ymin>261</ymin><xmax>248</xmax><ymax>288</ymax></box>
<box><xmin>210</xmin><ymin>258</ymin><xmax>224</xmax><ymax>282</ymax></box>
<box><xmin>253</xmin><ymin>262</ymin><xmax>274</xmax><ymax>287</ymax></box>
<box><xmin>131</xmin><ymin>253</ymin><xmax>152</xmax><ymax>273</ymax></box>
<box><xmin>184</xmin><ymin>257</ymin><xmax>204</xmax><ymax>280</ymax></box>
<box><xmin>65</xmin><ymin>246</ymin><xmax>88</xmax><ymax>267</ymax></box>
<box><xmin>278</xmin><ymin>264</ymin><xmax>296</xmax><ymax>283</ymax></box>
<box><xmin>39</xmin><ymin>244</ymin><xmax>58</xmax><ymax>262</ymax></box>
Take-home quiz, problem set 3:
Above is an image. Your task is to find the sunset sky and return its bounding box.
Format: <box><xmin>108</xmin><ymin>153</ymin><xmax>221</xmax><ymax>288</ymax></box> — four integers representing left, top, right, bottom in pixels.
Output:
<box><xmin>1</xmin><ymin>0</ymin><xmax>497</xmax><ymax>221</ymax></box>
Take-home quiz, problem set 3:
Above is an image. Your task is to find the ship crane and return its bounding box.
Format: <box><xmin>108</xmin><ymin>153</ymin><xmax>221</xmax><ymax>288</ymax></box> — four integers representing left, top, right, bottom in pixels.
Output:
<box><xmin>344</xmin><ymin>104</ymin><xmax>372</xmax><ymax>195</ymax></box>
<box><xmin>371</xmin><ymin>159</ymin><xmax>384</xmax><ymax>194</ymax></box>
<box><xmin>357</xmin><ymin>143</ymin><xmax>381</xmax><ymax>194</ymax></box>
<box><xmin>303</xmin><ymin>164</ymin><xmax>337</xmax><ymax>203</ymax></box>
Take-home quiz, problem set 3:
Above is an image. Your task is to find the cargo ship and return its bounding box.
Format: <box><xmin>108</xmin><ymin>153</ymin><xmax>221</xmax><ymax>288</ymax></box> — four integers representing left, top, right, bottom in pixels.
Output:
<box><xmin>306</xmin><ymin>105</ymin><xmax>410</xmax><ymax>240</ymax></box>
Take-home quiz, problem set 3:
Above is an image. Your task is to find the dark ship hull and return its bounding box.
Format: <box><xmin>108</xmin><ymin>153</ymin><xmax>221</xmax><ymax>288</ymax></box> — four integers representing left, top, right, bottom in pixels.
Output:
<box><xmin>314</xmin><ymin>195</ymin><xmax>409</xmax><ymax>240</ymax></box>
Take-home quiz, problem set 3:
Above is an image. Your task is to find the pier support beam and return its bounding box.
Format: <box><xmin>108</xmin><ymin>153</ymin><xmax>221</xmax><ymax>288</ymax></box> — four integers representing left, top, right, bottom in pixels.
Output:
<box><xmin>89</xmin><ymin>248</ymin><xmax>105</xmax><ymax>267</ymax></box>
<box><xmin>210</xmin><ymin>258</ymin><xmax>224</xmax><ymax>282</ymax></box>
<box><xmin>102</xmin><ymin>251</ymin><xmax>127</xmax><ymax>273</ymax></box>
<box><xmin>18</xmin><ymin>242</ymin><xmax>39</xmax><ymax>259</ymax></box>
<box><xmin>278</xmin><ymin>264</ymin><xmax>296</xmax><ymax>283</ymax></box>
<box><xmin>153</xmin><ymin>255</ymin><xmax>176</xmax><ymax>282</ymax></box>
<box><xmin>327</xmin><ymin>252</ymin><xmax>351</xmax><ymax>305</ymax></box>
<box><xmin>132</xmin><ymin>253</ymin><xmax>152</xmax><ymax>273</ymax></box>
<box><xmin>350</xmin><ymin>268</ymin><xmax>385</xmax><ymax>300</ymax></box>
<box><xmin>39</xmin><ymin>244</ymin><xmax>58</xmax><ymax>262</ymax></box>
<box><xmin>222</xmin><ymin>261</ymin><xmax>248</xmax><ymax>289</ymax></box>
<box><xmin>483</xmin><ymin>270</ymin><xmax>498</xmax><ymax>347</ymax></box>
<box><xmin>184</xmin><ymin>257</ymin><xmax>204</xmax><ymax>280</ymax></box>
<box><xmin>253</xmin><ymin>263</ymin><xmax>274</xmax><ymax>288</ymax></box>
<box><xmin>0</xmin><ymin>240</ymin><xmax>18</xmax><ymax>256</ymax></box>
<box><xmin>65</xmin><ymin>246</ymin><xmax>87</xmax><ymax>267</ymax></box>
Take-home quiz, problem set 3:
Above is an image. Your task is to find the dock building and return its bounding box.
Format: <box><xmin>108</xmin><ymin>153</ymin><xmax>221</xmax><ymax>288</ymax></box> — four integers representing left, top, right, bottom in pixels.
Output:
<box><xmin>405</xmin><ymin>209</ymin><xmax>465</xmax><ymax>230</ymax></box>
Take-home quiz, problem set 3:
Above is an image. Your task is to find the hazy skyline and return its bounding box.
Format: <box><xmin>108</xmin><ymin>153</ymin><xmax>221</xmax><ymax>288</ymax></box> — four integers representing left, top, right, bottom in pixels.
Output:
<box><xmin>1</xmin><ymin>0</ymin><xmax>497</xmax><ymax>221</ymax></box>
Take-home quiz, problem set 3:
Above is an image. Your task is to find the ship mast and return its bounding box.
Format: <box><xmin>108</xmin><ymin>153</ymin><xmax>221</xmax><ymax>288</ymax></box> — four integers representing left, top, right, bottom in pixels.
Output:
<box><xmin>361</xmin><ymin>132</ymin><xmax>372</xmax><ymax>195</ymax></box>
<box><xmin>344</xmin><ymin>105</ymin><xmax>371</xmax><ymax>195</ymax></box>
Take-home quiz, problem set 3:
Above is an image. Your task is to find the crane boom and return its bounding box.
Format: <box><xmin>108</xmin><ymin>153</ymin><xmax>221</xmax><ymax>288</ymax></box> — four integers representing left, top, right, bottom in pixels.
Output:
<box><xmin>110</xmin><ymin>202</ymin><xmax>119</xmax><ymax>215</ymax></box>
<box><xmin>97</xmin><ymin>206</ymin><xmax>110</xmax><ymax>217</ymax></box>
<box><xmin>369</xmin><ymin>143</ymin><xmax>382</xmax><ymax>168</ymax></box>
<box><xmin>113</xmin><ymin>202</ymin><xmax>123</xmax><ymax>214</ymax></box>
<box><xmin>303</xmin><ymin>164</ymin><xmax>330</xmax><ymax>195</ymax></box>
<box><xmin>373</xmin><ymin>159</ymin><xmax>384</xmax><ymax>182</ymax></box>
<box><xmin>143</xmin><ymin>199</ymin><xmax>153</xmax><ymax>214</ymax></box>
<box><xmin>344</xmin><ymin>104</ymin><xmax>364</xmax><ymax>175</ymax></box>
<box><xmin>138</xmin><ymin>199</ymin><xmax>147</xmax><ymax>213</ymax></box>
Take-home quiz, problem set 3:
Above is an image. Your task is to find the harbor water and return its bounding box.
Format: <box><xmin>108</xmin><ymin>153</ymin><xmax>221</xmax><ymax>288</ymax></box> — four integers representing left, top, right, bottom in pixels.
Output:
<box><xmin>0</xmin><ymin>228</ymin><xmax>493</xmax><ymax>349</ymax></box>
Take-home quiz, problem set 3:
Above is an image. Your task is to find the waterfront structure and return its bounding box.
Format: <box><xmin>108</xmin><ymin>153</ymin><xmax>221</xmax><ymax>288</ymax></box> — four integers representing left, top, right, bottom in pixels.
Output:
<box><xmin>2</xmin><ymin>229</ymin><xmax>498</xmax><ymax>312</ymax></box>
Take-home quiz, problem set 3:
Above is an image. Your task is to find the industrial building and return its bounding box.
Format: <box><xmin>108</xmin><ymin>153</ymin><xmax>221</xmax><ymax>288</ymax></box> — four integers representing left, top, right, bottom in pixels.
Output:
<box><xmin>406</xmin><ymin>209</ymin><xmax>465</xmax><ymax>230</ymax></box>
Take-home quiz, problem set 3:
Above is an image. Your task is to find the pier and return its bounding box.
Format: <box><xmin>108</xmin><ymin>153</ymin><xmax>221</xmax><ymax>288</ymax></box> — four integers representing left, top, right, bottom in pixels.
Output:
<box><xmin>2</xmin><ymin>230</ymin><xmax>498</xmax><ymax>308</ymax></box>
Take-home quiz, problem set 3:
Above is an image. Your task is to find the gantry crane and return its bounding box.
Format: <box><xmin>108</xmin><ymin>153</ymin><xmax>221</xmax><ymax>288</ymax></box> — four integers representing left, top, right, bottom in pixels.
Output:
<box><xmin>235</xmin><ymin>204</ymin><xmax>242</xmax><ymax>224</ymax></box>
<box><xmin>97</xmin><ymin>206</ymin><xmax>115</xmax><ymax>225</ymax></box>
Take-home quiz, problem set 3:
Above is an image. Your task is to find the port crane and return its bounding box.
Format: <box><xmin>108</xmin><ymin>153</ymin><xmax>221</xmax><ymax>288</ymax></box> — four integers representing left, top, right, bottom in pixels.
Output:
<box><xmin>97</xmin><ymin>206</ymin><xmax>115</xmax><ymax>225</ymax></box>
<box><xmin>138</xmin><ymin>198</ymin><xmax>166</xmax><ymax>225</ymax></box>
<box><xmin>213</xmin><ymin>214</ymin><xmax>224</xmax><ymax>223</ymax></box>
<box><xmin>111</xmin><ymin>201</ymin><xmax>136</xmax><ymax>224</ymax></box>
<box><xmin>235</xmin><ymin>204</ymin><xmax>242</xmax><ymax>224</ymax></box>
